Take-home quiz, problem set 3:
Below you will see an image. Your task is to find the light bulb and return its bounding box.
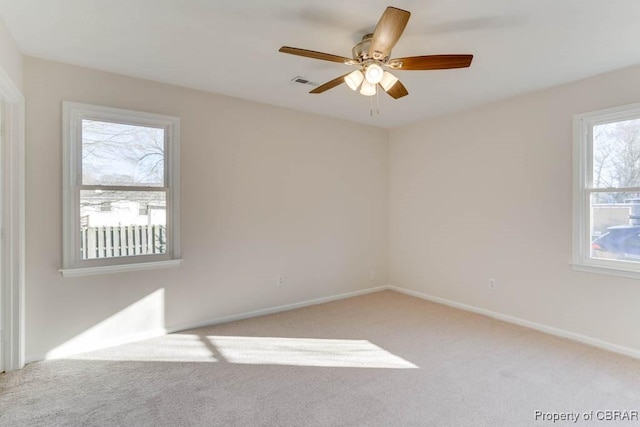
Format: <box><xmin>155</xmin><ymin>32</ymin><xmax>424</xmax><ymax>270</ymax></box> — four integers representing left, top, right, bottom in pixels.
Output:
<box><xmin>379</xmin><ymin>71</ymin><xmax>399</xmax><ymax>91</ymax></box>
<box><xmin>344</xmin><ymin>70</ymin><xmax>364</xmax><ymax>91</ymax></box>
<box><xmin>364</xmin><ymin>63</ymin><xmax>384</xmax><ymax>84</ymax></box>
<box><xmin>360</xmin><ymin>80</ymin><xmax>376</xmax><ymax>96</ymax></box>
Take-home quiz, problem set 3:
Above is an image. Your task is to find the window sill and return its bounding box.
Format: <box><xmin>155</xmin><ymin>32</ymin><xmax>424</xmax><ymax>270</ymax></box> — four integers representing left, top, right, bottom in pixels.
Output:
<box><xmin>571</xmin><ymin>263</ymin><xmax>640</xmax><ymax>280</ymax></box>
<box><xmin>60</xmin><ymin>259</ymin><xmax>183</xmax><ymax>277</ymax></box>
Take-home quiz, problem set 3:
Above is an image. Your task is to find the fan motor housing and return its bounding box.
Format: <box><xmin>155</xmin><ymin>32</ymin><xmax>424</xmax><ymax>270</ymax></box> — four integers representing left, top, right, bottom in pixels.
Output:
<box><xmin>352</xmin><ymin>34</ymin><xmax>388</xmax><ymax>62</ymax></box>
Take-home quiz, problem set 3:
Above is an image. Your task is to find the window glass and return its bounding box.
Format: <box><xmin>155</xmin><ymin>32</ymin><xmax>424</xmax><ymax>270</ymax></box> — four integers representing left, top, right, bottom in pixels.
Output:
<box><xmin>79</xmin><ymin>190</ymin><xmax>167</xmax><ymax>259</ymax></box>
<box><xmin>592</xmin><ymin>118</ymin><xmax>640</xmax><ymax>189</ymax></box>
<box><xmin>82</xmin><ymin>119</ymin><xmax>165</xmax><ymax>187</ymax></box>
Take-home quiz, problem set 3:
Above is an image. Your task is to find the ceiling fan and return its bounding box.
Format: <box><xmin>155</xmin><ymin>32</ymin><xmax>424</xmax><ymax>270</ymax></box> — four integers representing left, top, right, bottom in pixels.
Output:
<box><xmin>279</xmin><ymin>6</ymin><xmax>473</xmax><ymax>99</ymax></box>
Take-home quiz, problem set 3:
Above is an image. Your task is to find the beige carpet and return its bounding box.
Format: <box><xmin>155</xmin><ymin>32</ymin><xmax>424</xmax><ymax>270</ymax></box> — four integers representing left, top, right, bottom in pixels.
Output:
<box><xmin>1</xmin><ymin>290</ymin><xmax>639</xmax><ymax>426</ymax></box>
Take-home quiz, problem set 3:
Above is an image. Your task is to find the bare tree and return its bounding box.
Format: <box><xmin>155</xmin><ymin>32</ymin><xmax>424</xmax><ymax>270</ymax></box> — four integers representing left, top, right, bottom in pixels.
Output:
<box><xmin>592</xmin><ymin>118</ymin><xmax>640</xmax><ymax>203</ymax></box>
<box><xmin>80</xmin><ymin>120</ymin><xmax>166</xmax><ymax>208</ymax></box>
<box><xmin>82</xmin><ymin>119</ymin><xmax>164</xmax><ymax>186</ymax></box>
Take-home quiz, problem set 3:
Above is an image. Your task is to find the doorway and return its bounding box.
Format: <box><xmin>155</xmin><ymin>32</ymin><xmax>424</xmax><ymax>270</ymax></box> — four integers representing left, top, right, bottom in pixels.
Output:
<box><xmin>0</xmin><ymin>68</ymin><xmax>24</xmax><ymax>372</ymax></box>
<box><xmin>0</xmin><ymin>100</ymin><xmax>4</xmax><ymax>373</ymax></box>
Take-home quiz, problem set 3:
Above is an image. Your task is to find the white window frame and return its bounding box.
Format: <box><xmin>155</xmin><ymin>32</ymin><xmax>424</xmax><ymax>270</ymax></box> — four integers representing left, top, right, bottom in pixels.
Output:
<box><xmin>572</xmin><ymin>101</ymin><xmax>640</xmax><ymax>279</ymax></box>
<box><xmin>61</xmin><ymin>102</ymin><xmax>182</xmax><ymax>277</ymax></box>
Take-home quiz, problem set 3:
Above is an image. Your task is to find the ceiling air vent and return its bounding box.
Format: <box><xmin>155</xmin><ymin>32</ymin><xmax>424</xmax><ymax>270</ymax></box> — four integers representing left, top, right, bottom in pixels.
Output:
<box><xmin>291</xmin><ymin>76</ymin><xmax>318</xmax><ymax>87</ymax></box>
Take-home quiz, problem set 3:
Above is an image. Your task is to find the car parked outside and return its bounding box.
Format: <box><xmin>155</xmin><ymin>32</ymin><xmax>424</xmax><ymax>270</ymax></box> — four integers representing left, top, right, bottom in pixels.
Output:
<box><xmin>592</xmin><ymin>225</ymin><xmax>640</xmax><ymax>259</ymax></box>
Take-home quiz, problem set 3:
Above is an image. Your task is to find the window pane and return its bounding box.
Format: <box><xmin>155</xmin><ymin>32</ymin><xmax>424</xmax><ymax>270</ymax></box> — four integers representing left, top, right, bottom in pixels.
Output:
<box><xmin>591</xmin><ymin>191</ymin><xmax>640</xmax><ymax>261</ymax></box>
<box><xmin>80</xmin><ymin>190</ymin><xmax>166</xmax><ymax>259</ymax></box>
<box><xmin>82</xmin><ymin>119</ymin><xmax>165</xmax><ymax>186</ymax></box>
<box><xmin>592</xmin><ymin>118</ymin><xmax>640</xmax><ymax>188</ymax></box>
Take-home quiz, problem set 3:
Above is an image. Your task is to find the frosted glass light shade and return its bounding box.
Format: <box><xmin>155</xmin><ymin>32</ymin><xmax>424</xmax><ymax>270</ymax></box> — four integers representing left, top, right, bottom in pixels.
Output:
<box><xmin>380</xmin><ymin>71</ymin><xmax>399</xmax><ymax>91</ymax></box>
<box><xmin>364</xmin><ymin>64</ymin><xmax>384</xmax><ymax>84</ymax></box>
<box><xmin>344</xmin><ymin>70</ymin><xmax>364</xmax><ymax>91</ymax></box>
<box><xmin>360</xmin><ymin>80</ymin><xmax>377</xmax><ymax>96</ymax></box>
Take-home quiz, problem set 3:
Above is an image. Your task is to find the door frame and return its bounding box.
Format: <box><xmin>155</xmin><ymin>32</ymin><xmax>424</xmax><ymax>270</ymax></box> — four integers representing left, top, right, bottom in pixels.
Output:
<box><xmin>0</xmin><ymin>64</ymin><xmax>25</xmax><ymax>372</ymax></box>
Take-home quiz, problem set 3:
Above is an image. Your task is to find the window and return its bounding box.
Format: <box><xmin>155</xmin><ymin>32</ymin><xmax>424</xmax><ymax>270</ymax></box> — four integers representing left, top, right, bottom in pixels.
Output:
<box><xmin>573</xmin><ymin>102</ymin><xmax>640</xmax><ymax>278</ymax></box>
<box><xmin>62</xmin><ymin>102</ymin><xmax>181</xmax><ymax>276</ymax></box>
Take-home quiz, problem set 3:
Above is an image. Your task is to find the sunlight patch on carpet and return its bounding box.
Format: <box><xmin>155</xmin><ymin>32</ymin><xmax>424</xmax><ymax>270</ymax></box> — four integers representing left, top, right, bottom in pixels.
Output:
<box><xmin>207</xmin><ymin>336</ymin><xmax>418</xmax><ymax>369</ymax></box>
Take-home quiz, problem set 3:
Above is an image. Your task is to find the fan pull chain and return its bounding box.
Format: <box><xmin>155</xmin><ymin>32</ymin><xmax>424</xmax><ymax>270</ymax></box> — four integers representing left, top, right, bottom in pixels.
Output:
<box><xmin>370</xmin><ymin>86</ymin><xmax>380</xmax><ymax>117</ymax></box>
<box><xmin>370</xmin><ymin>93</ymin><xmax>373</xmax><ymax>117</ymax></box>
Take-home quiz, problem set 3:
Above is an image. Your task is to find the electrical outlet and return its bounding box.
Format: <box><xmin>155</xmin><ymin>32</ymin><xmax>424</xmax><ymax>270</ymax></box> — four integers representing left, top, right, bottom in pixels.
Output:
<box><xmin>277</xmin><ymin>275</ymin><xmax>284</xmax><ymax>287</ymax></box>
<box><xmin>370</xmin><ymin>270</ymin><xmax>376</xmax><ymax>282</ymax></box>
<box><xmin>488</xmin><ymin>278</ymin><xmax>496</xmax><ymax>290</ymax></box>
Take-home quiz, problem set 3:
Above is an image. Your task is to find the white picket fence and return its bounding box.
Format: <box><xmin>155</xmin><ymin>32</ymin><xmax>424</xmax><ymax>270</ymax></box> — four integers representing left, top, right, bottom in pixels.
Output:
<box><xmin>80</xmin><ymin>225</ymin><xmax>166</xmax><ymax>259</ymax></box>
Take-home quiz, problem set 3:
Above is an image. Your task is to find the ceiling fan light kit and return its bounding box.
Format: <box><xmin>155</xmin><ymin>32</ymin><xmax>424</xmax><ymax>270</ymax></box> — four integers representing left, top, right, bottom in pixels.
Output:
<box><xmin>380</xmin><ymin>71</ymin><xmax>399</xmax><ymax>91</ymax></box>
<box><xmin>345</xmin><ymin>70</ymin><xmax>364</xmax><ymax>91</ymax></box>
<box><xmin>364</xmin><ymin>63</ymin><xmax>384</xmax><ymax>84</ymax></box>
<box><xmin>360</xmin><ymin>80</ymin><xmax>377</xmax><ymax>97</ymax></box>
<box><xmin>279</xmin><ymin>6</ymin><xmax>473</xmax><ymax>113</ymax></box>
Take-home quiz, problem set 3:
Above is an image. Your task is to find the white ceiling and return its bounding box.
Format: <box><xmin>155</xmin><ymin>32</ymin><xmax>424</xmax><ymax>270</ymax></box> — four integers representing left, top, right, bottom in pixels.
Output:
<box><xmin>1</xmin><ymin>0</ymin><xmax>640</xmax><ymax>128</ymax></box>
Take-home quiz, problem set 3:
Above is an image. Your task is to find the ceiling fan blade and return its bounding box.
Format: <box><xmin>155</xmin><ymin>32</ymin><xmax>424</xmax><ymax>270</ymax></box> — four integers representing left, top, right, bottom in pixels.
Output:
<box><xmin>380</xmin><ymin>80</ymin><xmax>408</xmax><ymax>99</ymax></box>
<box><xmin>279</xmin><ymin>46</ymin><xmax>355</xmax><ymax>65</ymax></box>
<box><xmin>310</xmin><ymin>73</ymin><xmax>350</xmax><ymax>94</ymax></box>
<box><xmin>389</xmin><ymin>54</ymin><xmax>473</xmax><ymax>70</ymax></box>
<box><xmin>369</xmin><ymin>7</ymin><xmax>411</xmax><ymax>60</ymax></box>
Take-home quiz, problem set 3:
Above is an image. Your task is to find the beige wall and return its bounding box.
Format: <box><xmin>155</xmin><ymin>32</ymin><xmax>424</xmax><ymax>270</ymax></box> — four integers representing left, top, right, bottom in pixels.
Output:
<box><xmin>24</xmin><ymin>57</ymin><xmax>389</xmax><ymax>360</ymax></box>
<box><xmin>0</xmin><ymin>15</ymin><xmax>21</xmax><ymax>89</ymax></box>
<box><xmin>24</xmin><ymin>50</ymin><xmax>640</xmax><ymax>361</ymax></box>
<box><xmin>389</xmin><ymin>63</ymin><xmax>640</xmax><ymax>353</ymax></box>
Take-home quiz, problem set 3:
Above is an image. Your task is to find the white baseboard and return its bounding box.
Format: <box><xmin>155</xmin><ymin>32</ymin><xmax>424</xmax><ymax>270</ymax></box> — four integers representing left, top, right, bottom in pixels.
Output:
<box><xmin>388</xmin><ymin>285</ymin><xmax>640</xmax><ymax>360</ymax></box>
<box><xmin>28</xmin><ymin>284</ymin><xmax>638</xmax><ymax>364</ymax></box>
<box><xmin>26</xmin><ymin>285</ymin><xmax>388</xmax><ymax>363</ymax></box>
<box><xmin>166</xmin><ymin>285</ymin><xmax>389</xmax><ymax>334</ymax></box>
